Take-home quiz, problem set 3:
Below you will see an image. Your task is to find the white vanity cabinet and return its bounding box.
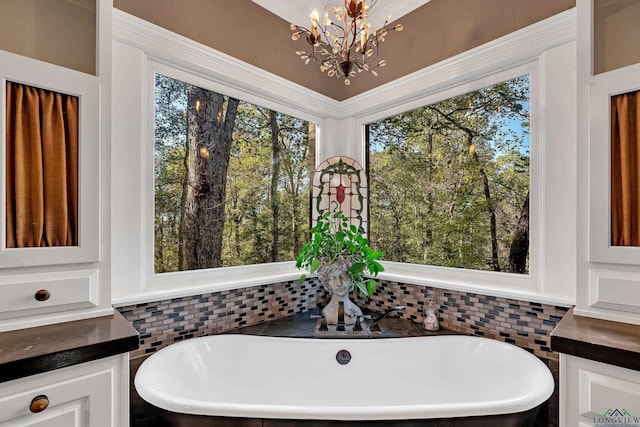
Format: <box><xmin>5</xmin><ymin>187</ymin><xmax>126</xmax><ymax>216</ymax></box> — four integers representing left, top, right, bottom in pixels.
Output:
<box><xmin>560</xmin><ymin>355</ymin><xmax>640</xmax><ymax>426</ymax></box>
<box><xmin>575</xmin><ymin>0</ymin><xmax>640</xmax><ymax>325</ymax></box>
<box><xmin>0</xmin><ymin>312</ymin><xmax>138</xmax><ymax>427</ymax></box>
<box><xmin>0</xmin><ymin>0</ymin><xmax>113</xmax><ymax>332</ymax></box>
<box><xmin>552</xmin><ymin>308</ymin><xmax>640</xmax><ymax>426</ymax></box>
<box><xmin>0</xmin><ymin>355</ymin><xmax>129</xmax><ymax>427</ymax></box>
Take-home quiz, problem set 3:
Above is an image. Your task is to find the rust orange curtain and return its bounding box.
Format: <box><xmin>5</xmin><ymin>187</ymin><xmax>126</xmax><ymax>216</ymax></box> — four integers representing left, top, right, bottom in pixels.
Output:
<box><xmin>5</xmin><ymin>81</ymin><xmax>78</xmax><ymax>248</ymax></box>
<box><xmin>611</xmin><ymin>90</ymin><xmax>640</xmax><ymax>246</ymax></box>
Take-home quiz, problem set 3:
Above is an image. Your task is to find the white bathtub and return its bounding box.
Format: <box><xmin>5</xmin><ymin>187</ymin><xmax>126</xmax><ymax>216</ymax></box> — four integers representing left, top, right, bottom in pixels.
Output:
<box><xmin>134</xmin><ymin>334</ymin><xmax>554</xmax><ymax>422</ymax></box>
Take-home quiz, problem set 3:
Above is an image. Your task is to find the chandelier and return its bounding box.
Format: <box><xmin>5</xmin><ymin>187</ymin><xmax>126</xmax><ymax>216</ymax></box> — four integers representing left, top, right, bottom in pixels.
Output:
<box><xmin>290</xmin><ymin>0</ymin><xmax>403</xmax><ymax>85</ymax></box>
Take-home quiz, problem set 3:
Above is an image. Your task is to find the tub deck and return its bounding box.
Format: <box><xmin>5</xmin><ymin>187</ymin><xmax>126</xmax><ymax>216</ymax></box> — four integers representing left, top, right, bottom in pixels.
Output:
<box><xmin>233</xmin><ymin>310</ymin><xmax>447</xmax><ymax>338</ymax></box>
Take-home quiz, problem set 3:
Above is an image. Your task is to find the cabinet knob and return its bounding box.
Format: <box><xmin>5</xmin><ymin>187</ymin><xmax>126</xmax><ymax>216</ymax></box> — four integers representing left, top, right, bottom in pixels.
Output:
<box><xmin>34</xmin><ymin>289</ymin><xmax>51</xmax><ymax>302</ymax></box>
<box><xmin>29</xmin><ymin>395</ymin><xmax>49</xmax><ymax>413</ymax></box>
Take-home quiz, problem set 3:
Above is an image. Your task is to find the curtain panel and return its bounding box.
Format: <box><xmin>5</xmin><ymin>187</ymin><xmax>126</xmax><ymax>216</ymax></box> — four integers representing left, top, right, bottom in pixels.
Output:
<box><xmin>5</xmin><ymin>81</ymin><xmax>78</xmax><ymax>248</ymax></box>
<box><xmin>611</xmin><ymin>90</ymin><xmax>640</xmax><ymax>247</ymax></box>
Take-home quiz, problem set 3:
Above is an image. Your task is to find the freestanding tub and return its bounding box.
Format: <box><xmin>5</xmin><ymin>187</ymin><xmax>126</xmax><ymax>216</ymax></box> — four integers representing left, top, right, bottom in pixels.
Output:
<box><xmin>135</xmin><ymin>334</ymin><xmax>554</xmax><ymax>425</ymax></box>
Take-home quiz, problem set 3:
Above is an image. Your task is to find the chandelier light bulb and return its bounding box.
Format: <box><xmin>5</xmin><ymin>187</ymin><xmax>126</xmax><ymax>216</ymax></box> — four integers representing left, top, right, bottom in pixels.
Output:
<box><xmin>290</xmin><ymin>0</ymin><xmax>403</xmax><ymax>85</ymax></box>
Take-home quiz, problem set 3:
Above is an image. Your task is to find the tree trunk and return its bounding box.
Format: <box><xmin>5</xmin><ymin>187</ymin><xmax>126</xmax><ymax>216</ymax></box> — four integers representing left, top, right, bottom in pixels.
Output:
<box><xmin>424</xmin><ymin>131</ymin><xmax>433</xmax><ymax>261</ymax></box>
<box><xmin>508</xmin><ymin>190</ymin><xmax>530</xmax><ymax>273</ymax></box>
<box><xmin>467</xmin><ymin>132</ymin><xmax>500</xmax><ymax>272</ymax></box>
<box><xmin>479</xmin><ymin>165</ymin><xmax>501</xmax><ymax>271</ymax></box>
<box><xmin>155</xmin><ymin>220</ymin><xmax>164</xmax><ymax>272</ymax></box>
<box><xmin>184</xmin><ymin>86</ymin><xmax>240</xmax><ymax>270</ymax></box>
<box><xmin>393</xmin><ymin>207</ymin><xmax>403</xmax><ymax>261</ymax></box>
<box><xmin>234</xmin><ymin>216</ymin><xmax>242</xmax><ymax>260</ymax></box>
<box><xmin>177</xmin><ymin>123</ymin><xmax>189</xmax><ymax>271</ymax></box>
<box><xmin>269</xmin><ymin>110</ymin><xmax>280</xmax><ymax>262</ymax></box>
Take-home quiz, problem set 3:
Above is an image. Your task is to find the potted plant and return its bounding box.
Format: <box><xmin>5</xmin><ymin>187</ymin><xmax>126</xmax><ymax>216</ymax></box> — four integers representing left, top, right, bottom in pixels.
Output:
<box><xmin>296</xmin><ymin>210</ymin><xmax>384</xmax><ymax>326</ymax></box>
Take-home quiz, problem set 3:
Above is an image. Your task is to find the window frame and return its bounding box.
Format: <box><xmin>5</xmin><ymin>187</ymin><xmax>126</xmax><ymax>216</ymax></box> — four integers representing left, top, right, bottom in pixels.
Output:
<box><xmin>342</xmin><ymin>10</ymin><xmax>578</xmax><ymax>306</ymax></box>
<box><xmin>111</xmin><ymin>8</ymin><xmax>576</xmax><ymax>306</ymax></box>
<box><xmin>142</xmin><ymin>60</ymin><xmax>322</xmax><ymax>292</ymax></box>
<box><xmin>358</xmin><ymin>64</ymin><xmax>541</xmax><ymax>294</ymax></box>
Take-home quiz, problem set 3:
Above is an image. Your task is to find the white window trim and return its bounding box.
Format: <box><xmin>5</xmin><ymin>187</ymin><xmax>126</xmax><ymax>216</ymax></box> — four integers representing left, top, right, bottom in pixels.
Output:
<box><xmin>142</xmin><ymin>61</ymin><xmax>323</xmax><ymax>292</ymax></box>
<box><xmin>357</xmin><ymin>63</ymin><xmax>543</xmax><ymax>298</ymax></box>
<box><xmin>111</xmin><ymin>8</ymin><xmax>577</xmax><ymax>307</ymax></box>
<box><xmin>348</xmin><ymin>10</ymin><xmax>577</xmax><ymax>307</ymax></box>
<box><xmin>111</xmin><ymin>9</ymin><xmax>327</xmax><ymax>305</ymax></box>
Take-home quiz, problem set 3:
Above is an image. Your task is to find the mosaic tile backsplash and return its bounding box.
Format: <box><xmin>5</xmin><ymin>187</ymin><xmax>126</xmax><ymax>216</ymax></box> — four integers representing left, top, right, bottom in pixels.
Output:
<box><xmin>118</xmin><ymin>278</ymin><xmax>568</xmax><ymax>362</ymax></box>
<box><xmin>117</xmin><ymin>278</ymin><xmax>324</xmax><ymax>359</ymax></box>
<box><xmin>354</xmin><ymin>281</ymin><xmax>568</xmax><ymax>361</ymax></box>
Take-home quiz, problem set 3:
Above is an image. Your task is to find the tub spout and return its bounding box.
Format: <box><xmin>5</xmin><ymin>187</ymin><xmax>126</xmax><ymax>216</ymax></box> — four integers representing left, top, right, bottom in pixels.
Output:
<box><xmin>370</xmin><ymin>305</ymin><xmax>405</xmax><ymax>332</ymax></box>
<box><xmin>336</xmin><ymin>301</ymin><xmax>345</xmax><ymax>331</ymax></box>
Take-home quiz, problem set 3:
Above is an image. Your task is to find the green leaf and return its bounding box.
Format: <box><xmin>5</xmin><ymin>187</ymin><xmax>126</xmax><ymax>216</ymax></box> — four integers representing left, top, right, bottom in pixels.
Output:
<box><xmin>355</xmin><ymin>281</ymin><xmax>368</xmax><ymax>296</ymax></box>
<box><xmin>349</xmin><ymin>262</ymin><xmax>366</xmax><ymax>275</ymax></box>
<box><xmin>297</xmin><ymin>274</ymin><xmax>306</xmax><ymax>285</ymax></box>
<box><xmin>294</xmin><ymin>209</ymin><xmax>384</xmax><ymax>295</ymax></box>
<box><xmin>310</xmin><ymin>222</ymin><xmax>323</xmax><ymax>233</ymax></box>
<box><xmin>366</xmin><ymin>279</ymin><xmax>377</xmax><ymax>296</ymax></box>
<box><xmin>370</xmin><ymin>260</ymin><xmax>384</xmax><ymax>274</ymax></box>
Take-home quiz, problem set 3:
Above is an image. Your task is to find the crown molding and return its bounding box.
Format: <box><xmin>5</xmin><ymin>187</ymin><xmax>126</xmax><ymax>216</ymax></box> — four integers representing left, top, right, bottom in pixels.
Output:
<box><xmin>113</xmin><ymin>7</ymin><xmax>576</xmax><ymax>120</ymax></box>
<box><xmin>112</xmin><ymin>9</ymin><xmax>340</xmax><ymax>120</ymax></box>
<box><xmin>339</xmin><ymin>8</ymin><xmax>577</xmax><ymax>118</ymax></box>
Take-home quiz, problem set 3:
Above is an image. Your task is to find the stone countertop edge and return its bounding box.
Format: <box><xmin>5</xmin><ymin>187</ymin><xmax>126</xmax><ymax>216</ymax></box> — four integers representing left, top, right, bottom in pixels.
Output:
<box><xmin>0</xmin><ymin>311</ymin><xmax>139</xmax><ymax>384</ymax></box>
<box><xmin>550</xmin><ymin>306</ymin><xmax>640</xmax><ymax>372</ymax></box>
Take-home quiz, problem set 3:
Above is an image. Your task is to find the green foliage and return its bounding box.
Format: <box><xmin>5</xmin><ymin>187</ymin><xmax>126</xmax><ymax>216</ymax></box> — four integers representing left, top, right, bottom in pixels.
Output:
<box><xmin>368</xmin><ymin>75</ymin><xmax>530</xmax><ymax>273</ymax></box>
<box><xmin>154</xmin><ymin>74</ymin><xmax>311</xmax><ymax>272</ymax></box>
<box><xmin>295</xmin><ymin>211</ymin><xmax>384</xmax><ymax>296</ymax></box>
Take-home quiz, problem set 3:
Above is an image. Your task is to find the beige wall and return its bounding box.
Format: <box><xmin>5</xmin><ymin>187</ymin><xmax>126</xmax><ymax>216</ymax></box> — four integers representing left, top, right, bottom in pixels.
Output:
<box><xmin>0</xmin><ymin>0</ymin><xmax>96</xmax><ymax>75</ymax></box>
<box><xmin>594</xmin><ymin>0</ymin><xmax>640</xmax><ymax>74</ymax></box>
<box><xmin>113</xmin><ymin>0</ymin><xmax>341</xmax><ymax>99</ymax></box>
<box><xmin>114</xmin><ymin>0</ymin><xmax>575</xmax><ymax>100</ymax></box>
<box><xmin>341</xmin><ymin>0</ymin><xmax>576</xmax><ymax>99</ymax></box>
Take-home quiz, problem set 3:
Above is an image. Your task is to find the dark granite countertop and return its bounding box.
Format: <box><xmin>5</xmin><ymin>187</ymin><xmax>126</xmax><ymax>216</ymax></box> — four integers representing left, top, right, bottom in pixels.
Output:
<box><xmin>550</xmin><ymin>307</ymin><xmax>640</xmax><ymax>371</ymax></box>
<box><xmin>0</xmin><ymin>311</ymin><xmax>139</xmax><ymax>383</ymax></box>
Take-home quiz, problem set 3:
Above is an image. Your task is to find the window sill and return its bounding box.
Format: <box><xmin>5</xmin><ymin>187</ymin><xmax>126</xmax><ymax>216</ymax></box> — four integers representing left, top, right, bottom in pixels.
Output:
<box><xmin>112</xmin><ymin>260</ymin><xmax>574</xmax><ymax>308</ymax></box>
<box><xmin>112</xmin><ymin>261</ymin><xmax>302</xmax><ymax>306</ymax></box>
<box><xmin>378</xmin><ymin>261</ymin><xmax>574</xmax><ymax>307</ymax></box>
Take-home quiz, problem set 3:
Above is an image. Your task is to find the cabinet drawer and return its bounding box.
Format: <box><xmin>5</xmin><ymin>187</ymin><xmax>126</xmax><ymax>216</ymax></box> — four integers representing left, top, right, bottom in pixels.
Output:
<box><xmin>562</xmin><ymin>354</ymin><xmax>640</xmax><ymax>426</ymax></box>
<box><xmin>0</xmin><ymin>270</ymin><xmax>98</xmax><ymax>320</ymax></box>
<box><xmin>0</xmin><ymin>355</ymin><xmax>125</xmax><ymax>427</ymax></box>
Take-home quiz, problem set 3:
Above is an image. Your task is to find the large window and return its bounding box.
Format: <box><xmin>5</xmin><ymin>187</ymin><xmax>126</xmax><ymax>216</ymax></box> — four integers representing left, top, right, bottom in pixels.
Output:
<box><xmin>367</xmin><ymin>75</ymin><xmax>530</xmax><ymax>274</ymax></box>
<box><xmin>153</xmin><ymin>74</ymin><xmax>313</xmax><ymax>273</ymax></box>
